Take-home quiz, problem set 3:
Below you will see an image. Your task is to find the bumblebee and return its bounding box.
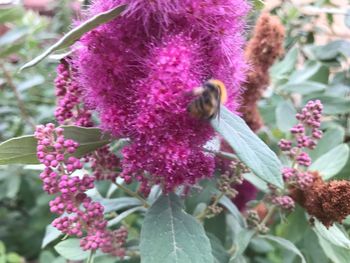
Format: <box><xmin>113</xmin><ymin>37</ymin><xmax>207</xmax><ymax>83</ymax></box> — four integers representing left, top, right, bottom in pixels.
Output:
<box><xmin>187</xmin><ymin>79</ymin><xmax>227</xmax><ymax>120</ymax></box>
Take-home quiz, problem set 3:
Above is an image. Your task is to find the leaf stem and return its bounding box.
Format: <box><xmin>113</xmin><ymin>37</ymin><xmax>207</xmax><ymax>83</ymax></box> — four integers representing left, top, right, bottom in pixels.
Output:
<box><xmin>113</xmin><ymin>182</ymin><xmax>150</xmax><ymax>208</ymax></box>
<box><xmin>1</xmin><ymin>64</ymin><xmax>36</xmax><ymax>130</ymax></box>
<box><xmin>260</xmin><ymin>205</ymin><xmax>276</xmax><ymax>226</ymax></box>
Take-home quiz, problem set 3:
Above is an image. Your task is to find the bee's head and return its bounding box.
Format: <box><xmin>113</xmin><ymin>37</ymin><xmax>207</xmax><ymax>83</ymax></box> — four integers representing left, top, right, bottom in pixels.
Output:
<box><xmin>208</xmin><ymin>79</ymin><xmax>227</xmax><ymax>104</ymax></box>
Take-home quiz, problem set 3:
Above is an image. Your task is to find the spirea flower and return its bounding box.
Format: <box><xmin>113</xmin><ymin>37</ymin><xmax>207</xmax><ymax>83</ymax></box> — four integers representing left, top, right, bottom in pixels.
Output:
<box><xmin>239</xmin><ymin>13</ymin><xmax>285</xmax><ymax>132</ymax></box>
<box><xmin>74</xmin><ymin>0</ymin><xmax>249</xmax><ymax>192</ymax></box>
<box><xmin>35</xmin><ymin>124</ymin><xmax>127</xmax><ymax>256</ymax></box>
<box><xmin>54</xmin><ymin>59</ymin><xmax>93</xmax><ymax>127</ymax></box>
<box><xmin>279</xmin><ymin>100</ymin><xmax>323</xmax><ymax>189</ymax></box>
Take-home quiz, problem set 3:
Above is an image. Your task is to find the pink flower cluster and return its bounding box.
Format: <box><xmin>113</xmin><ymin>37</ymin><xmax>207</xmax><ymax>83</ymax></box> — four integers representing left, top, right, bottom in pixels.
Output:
<box><xmin>74</xmin><ymin>0</ymin><xmax>249</xmax><ymax>192</ymax></box>
<box><xmin>54</xmin><ymin>59</ymin><xmax>122</xmax><ymax>183</ymax></box>
<box><xmin>279</xmin><ymin>100</ymin><xmax>323</xmax><ymax>189</ymax></box>
<box><xmin>54</xmin><ymin>59</ymin><xmax>93</xmax><ymax>127</ymax></box>
<box><xmin>271</xmin><ymin>195</ymin><xmax>295</xmax><ymax>210</ymax></box>
<box><xmin>35</xmin><ymin>124</ymin><xmax>127</xmax><ymax>257</ymax></box>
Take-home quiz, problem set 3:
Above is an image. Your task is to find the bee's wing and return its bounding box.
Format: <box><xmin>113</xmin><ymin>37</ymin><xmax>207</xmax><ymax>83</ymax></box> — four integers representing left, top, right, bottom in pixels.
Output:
<box><xmin>217</xmin><ymin>85</ymin><xmax>222</xmax><ymax>122</ymax></box>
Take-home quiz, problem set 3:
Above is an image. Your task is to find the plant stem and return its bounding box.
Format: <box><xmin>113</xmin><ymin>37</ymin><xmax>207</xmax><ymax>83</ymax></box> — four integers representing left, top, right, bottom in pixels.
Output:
<box><xmin>113</xmin><ymin>182</ymin><xmax>150</xmax><ymax>208</ymax></box>
<box><xmin>86</xmin><ymin>250</ymin><xmax>95</xmax><ymax>263</ymax></box>
<box><xmin>203</xmin><ymin>148</ymin><xmax>236</xmax><ymax>160</ymax></box>
<box><xmin>1</xmin><ymin>64</ymin><xmax>36</xmax><ymax>130</ymax></box>
<box><xmin>196</xmin><ymin>191</ymin><xmax>225</xmax><ymax>221</ymax></box>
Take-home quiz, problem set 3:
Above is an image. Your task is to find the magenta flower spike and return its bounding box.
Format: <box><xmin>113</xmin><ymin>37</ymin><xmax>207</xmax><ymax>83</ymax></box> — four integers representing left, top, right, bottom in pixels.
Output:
<box><xmin>74</xmin><ymin>0</ymin><xmax>249</xmax><ymax>192</ymax></box>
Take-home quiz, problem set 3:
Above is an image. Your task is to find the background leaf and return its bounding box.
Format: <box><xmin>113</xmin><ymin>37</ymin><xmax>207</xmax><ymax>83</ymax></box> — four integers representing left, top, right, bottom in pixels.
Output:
<box><xmin>20</xmin><ymin>4</ymin><xmax>127</xmax><ymax>71</ymax></box>
<box><xmin>275</xmin><ymin>101</ymin><xmax>297</xmax><ymax>132</ymax></box>
<box><xmin>309</xmin><ymin>144</ymin><xmax>349</xmax><ymax>179</ymax></box>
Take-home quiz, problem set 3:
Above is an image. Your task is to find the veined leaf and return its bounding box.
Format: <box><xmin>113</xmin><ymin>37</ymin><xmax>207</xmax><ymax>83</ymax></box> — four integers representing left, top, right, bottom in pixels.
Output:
<box><xmin>20</xmin><ymin>4</ymin><xmax>127</xmax><ymax>71</ymax></box>
<box><xmin>140</xmin><ymin>194</ymin><xmax>214</xmax><ymax>263</ymax></box>
<box><xmin>0</xmin><ymin>126</ymin><xmax>110</xmax><ymax>165</ymax></box>
<box><xmin>211</xmin><ymin>106</ymin><xmax>283</xmax><ymax>188</ymax></box>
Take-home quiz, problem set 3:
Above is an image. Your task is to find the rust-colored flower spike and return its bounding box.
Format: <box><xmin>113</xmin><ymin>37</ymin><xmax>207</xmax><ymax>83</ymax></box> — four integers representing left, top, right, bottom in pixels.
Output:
<box><xmin>291</xmin><ymin>172</ymin><xmax>350</xmax><ymax>228</ymax></box>
<box><xmin>240</xmin><ymin>13</ymin><xmax>285</xmax><ymax>132</ymax></box>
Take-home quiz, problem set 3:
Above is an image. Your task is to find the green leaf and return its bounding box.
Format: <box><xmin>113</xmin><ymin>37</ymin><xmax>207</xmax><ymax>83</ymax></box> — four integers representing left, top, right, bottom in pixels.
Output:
<box><xmin>309</xmin><ymin>144</ymin><xmax>349</xmax><ymax>180</ymax></box>
<box><xmin>314</xmin><ymin>220</ymin><xmax>350</xmax><ymax>249</ymax></box>
<box><xmin>345</xmin><ymin>10</ymin><xmax>350</xmax><ymax>28</ymax></box>
<box><xmin>6</xmin><ymin>252</ymin><xmax>22</xmax><ymax>263</ymax></box>
<box><xmin>253</xmin><ymin>0</ymin><xmax>265</xmax><ymax>10</ymax></box>
<box><xmin>275</xmin><ymin>101</ymin><xmax>297</xmax><ymax>132</ymax></box>
<box><xmin>301</xmin><ymin>229</ymin><xmax>329</xmax><ymax>263</ymax></box>
<box><xmin>39</xmin><ymin>251</ymin><xmax>56</xmax><ymax>263</ymax></box>
<box><xmin>261</xmin><ymin>235</ymin><xmax>306</xmax><ymax>263</ymax></box>
<box><xmin>230</xmin><ymin>230</ymin><xmax>255</xmax><ymax>260</ymax></box>
<box><xmin>107</xmin><ymin>206</ymin><xmax>145</xmax><ymax>227</ymax></box>
<box><xmin>211</xmin><ymin>106</ymin><xmax>283</xmax><ymax>188</ymax></box>
<box><xmin>0</xmin><ymin>27</ymin><xmax>28</xmax><ymax>46</ymax></box>
<box><xmin>311</xmin><ymin>40</ymin><xmax>350</xmax><ymax>60</ymax></box>
<box><xmin>207</xmin><ymin>233</ymin><xmax>230</xmax><ymax>263</ymax></box>
<box><xmin>60</xmin><ymin>125</ymin><xmax>111</xmax><ymax>157</ymax></box>
<box><xmin>0</xmin><ymin>126</ymin><xmax>110</xmax><ymax>165</ymax></box>
<box><xmin>308</xmin><ymin>96</ymin><xmax>350</xmax><ymax>114</ymax></box>
<box><xmin>54</xmin><ymin>239</ymin><xmax>89</xmax><ymax>261</ymax></box>
<box><xmin>140</xmin><ymin>194</ymin><xmax>214</xmax><ymax>263</ymax></box>
<box><xmin>270</xmin><ymin>47</ymin><xmax>298</xmax><ymax>81</ymax></box>
<box><xmin>309</xmin><ymin>126</ymin><xmax>345</xmax><ymax>160</ymax></box>
<box><xmin>276</xmin><ymin>206</ymin><xmax>308</xmax><ymax>243</ymax></box>
<box><xmin>218</xmin><ymin>195</ymin><xmax>246</xmax><ymax>227</ymax></box>
<box><xmin>280</xmin><ymin>81</ymin><xmax>326</xmax><ymax>95</ymax></box>
<box><xmin>288</xmin><ymin>61</ymin><xmax>328</xmax><ymax>84</ymax></box>
<box><xmin>0</xmin><ymin>7</ymin><xmax>24</xmax><ymax>23</ymax></box>
<box><xmin>243</xmin><ymin>173</ymin><xmax>268</xmax><ymax>192</ymax></box>
<box><xmin>317</xmin><ymin>234</ymin><xmax>350</xmax><ymax>263</ymax></box>
<box><xmin>0</xmin><ymin>43</ymin><xmax>23</xmax><ymax>58</ymax></box>
<box><xmin>42</xmin><ymin>224</ymin><xmax>62</xmax><ymax>248</ymax></box>
<box><xmin>20</xmin><ymin>4</ymin><xmax>127</xmax><ymax>71</ymax></box>
<box><xmin>17</xmin><ymin>75</ymin><xmax>45</xmax><ymax>91</ymax></box>
<box><xmin>0</xmin><ymin>135</ymin><xmax>39</xmax><ymax>165</ymax></box>
<box><xmin>250</xmin><ymin>237</ymin><xmax>274</xmax><ymax>254</ymax></box>
<box><xmin>99</xmin><ymin>197</ymin><xmax>142</xmax><ymax>213</ymax></box>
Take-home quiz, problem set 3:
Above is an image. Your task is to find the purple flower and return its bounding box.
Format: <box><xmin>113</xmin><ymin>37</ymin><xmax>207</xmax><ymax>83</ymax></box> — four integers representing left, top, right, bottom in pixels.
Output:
<box><xmin>74</xmin><ymin>0</ymin><xmax>249</xmax><ymax>192</ymax></box>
